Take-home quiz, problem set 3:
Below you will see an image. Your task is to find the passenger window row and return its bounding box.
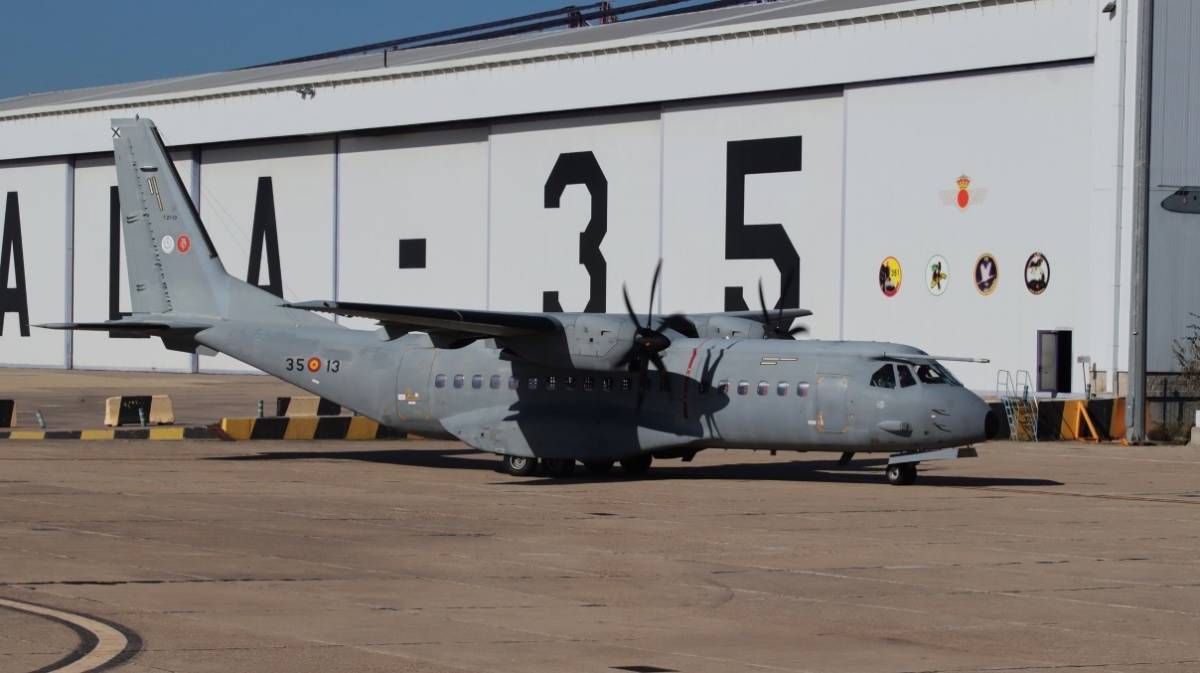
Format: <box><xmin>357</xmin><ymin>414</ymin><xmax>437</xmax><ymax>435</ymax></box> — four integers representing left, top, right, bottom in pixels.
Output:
<box><xmin>431</xmin><ymin>373</ymin><xmax>813</xmax><ymax>398</ymax></box>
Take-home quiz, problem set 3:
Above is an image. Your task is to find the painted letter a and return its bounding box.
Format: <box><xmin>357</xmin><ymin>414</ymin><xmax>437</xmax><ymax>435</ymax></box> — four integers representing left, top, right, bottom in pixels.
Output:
<box><xmin>0</xmin><ymin>192</ymin><xmax>30</xmax><ymax>337</ymax></box>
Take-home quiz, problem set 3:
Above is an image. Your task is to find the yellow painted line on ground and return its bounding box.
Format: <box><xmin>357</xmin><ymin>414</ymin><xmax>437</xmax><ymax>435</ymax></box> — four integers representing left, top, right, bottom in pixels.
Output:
<box><xmin>148</xmin><ymin>427</ymin><xmax>185</xmax><ymax>440</ymax></box>
<box><xmin>80</xmin><ymin>429</ymin><xmax>116</xmax><ymax>440</ymax></box>
<box><xmin>283</xmin><ymin>416</ymin><xmax>318</xmax><ymax>440</ymax></box>
<box><xmin>0</xmin><ymin>597</ymin><xmax>133</xmax><ymax>672</ymax></box>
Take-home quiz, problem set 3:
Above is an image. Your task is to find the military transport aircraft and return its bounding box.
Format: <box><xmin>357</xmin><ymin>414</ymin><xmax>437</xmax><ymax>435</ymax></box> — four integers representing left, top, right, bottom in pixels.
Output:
<box><xmin>44</xmin><ymin>118</ymin><xmax>1000</xmax><ymax>485</ymax></box>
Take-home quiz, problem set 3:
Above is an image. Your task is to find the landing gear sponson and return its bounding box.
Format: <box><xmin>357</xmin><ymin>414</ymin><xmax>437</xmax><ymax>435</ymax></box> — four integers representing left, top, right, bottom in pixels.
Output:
<box><xmin>884</xmin><ymin>446</ymin><xmax>978</xmax><ymax>486</ymax></box>
<box><xmin>502</xmin><ymin>447</ymin><xmax>977</xmax><ymax>484</ymax></box>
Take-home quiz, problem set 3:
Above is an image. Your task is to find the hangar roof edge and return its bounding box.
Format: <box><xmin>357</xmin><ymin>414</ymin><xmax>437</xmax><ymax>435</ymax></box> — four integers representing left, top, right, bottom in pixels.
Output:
<box><xmin>0</xmin><ymin>0</ymin><xmax>1022</xmax><ymax>120</ymax></box>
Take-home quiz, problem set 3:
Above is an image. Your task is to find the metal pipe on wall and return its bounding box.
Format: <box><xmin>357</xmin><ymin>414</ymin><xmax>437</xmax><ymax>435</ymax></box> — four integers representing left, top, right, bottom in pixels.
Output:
<box><xmin>1127</xmin><ymin>0</ymin><xmax>1154</xmax><ymax>443</ymax></box>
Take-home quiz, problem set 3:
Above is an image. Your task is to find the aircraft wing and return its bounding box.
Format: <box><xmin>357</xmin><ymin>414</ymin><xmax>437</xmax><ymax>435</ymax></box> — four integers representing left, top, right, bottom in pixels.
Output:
<box><xmin>705</xmin><ymin>309</ymin><xmax>813</xmax><ymax>322</ymax></box>
<box><xmin>287</xmin><ymin>300</ymin><xmax>561</xmax><ymax>337</ymax></box>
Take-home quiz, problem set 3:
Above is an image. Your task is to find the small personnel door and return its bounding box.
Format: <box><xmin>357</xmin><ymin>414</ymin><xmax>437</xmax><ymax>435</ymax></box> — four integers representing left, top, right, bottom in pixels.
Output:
<box><xmin>395</xmin><ymin>348</ymin><xmax>435</xmax><ymax>421</ymax></box>
<box><xmin>815</xmin><ymin>374</ymin><xmax>849</xmax><ymax>433</ymax></box>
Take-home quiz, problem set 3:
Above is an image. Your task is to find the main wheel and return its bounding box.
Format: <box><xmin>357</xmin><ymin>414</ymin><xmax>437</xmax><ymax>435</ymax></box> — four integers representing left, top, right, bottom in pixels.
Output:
<box><xmin>886</xmin><ymin>463</ymin><xmax>918</xmax><ymax>486</ymax></box>
<box><xmin>619</xmin><ymin>454</ymin><xmax>653</xmax><ymax>475</ymax></box>
<box><xmin>543</xmin><ymin>458</ymin><xmax>576</xmax><ymax>478</ymax></box>
<box><xmin>583</xmin><ymin>460</ymin><xmax>614</xmax><ymax>475</ymax></box>
<box><xmin>504</xmin><ymin>455</ymin><xmax>538</xmax><ymax>477</ymax></box>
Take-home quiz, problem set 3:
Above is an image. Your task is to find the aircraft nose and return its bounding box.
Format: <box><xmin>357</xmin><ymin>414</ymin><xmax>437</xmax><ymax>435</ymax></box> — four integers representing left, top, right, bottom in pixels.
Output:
<box><xmin>984</xmin><ymin>409</ymin><xmax>1001</xmax><ymax>440</ymax></box>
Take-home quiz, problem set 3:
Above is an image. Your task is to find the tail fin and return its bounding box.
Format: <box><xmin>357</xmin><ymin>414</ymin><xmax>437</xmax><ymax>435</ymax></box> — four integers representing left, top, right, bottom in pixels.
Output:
<box><xmin>112</xmin><ymin>117</ymin><xmax>227</xmax><ymax>317</ymax></box>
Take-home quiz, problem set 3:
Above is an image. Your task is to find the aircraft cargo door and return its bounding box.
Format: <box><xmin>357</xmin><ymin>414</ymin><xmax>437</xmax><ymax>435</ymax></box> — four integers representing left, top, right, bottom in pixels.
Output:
<box><xmin>815</xmin><ymin>375</ymin><xmax>849</xmax><ymax>433</ymax></box>
<box><xmin>396</xmin><ymin>348</ymin><xmax>435</xmax><ymax>421</ymax></box>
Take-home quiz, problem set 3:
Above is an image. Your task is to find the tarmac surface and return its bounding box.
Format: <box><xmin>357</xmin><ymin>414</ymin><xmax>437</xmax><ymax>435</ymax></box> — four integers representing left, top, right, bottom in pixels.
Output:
<box><xmin>2</xmin><ymin>371</ymin><xmax>1200</xmax><ymax>672</ymax></box>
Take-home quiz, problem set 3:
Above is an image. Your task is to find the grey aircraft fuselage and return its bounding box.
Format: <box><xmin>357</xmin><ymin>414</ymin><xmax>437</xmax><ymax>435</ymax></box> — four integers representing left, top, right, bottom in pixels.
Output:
<box><xmin>45</xmin><ymin>117</ymin><xmax>998</xmax><ymax>484</ymax></box>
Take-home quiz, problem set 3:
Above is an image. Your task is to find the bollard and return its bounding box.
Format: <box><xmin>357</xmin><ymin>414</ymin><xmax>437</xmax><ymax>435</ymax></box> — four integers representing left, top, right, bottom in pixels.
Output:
<box><xmin>257</xmin><ymin>400</ymin><xmax>264</xmax><ymax>418</ymax></box>
<box><xmin>35</xmin><ymin>410</ymin><xmax>46</xmax><ymax>429</ymax></box>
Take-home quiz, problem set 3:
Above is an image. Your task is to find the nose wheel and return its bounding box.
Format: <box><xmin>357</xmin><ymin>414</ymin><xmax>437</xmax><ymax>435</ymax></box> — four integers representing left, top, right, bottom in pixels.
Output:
<box><xmin>886</xmin><ymin>463</ymin><xmax>918</xmax><ymax>486</ymax></box>
<box><xmin>503</xmin><ymin>455</ymin><xmax>538</xmax><ymax>477</ymax></box>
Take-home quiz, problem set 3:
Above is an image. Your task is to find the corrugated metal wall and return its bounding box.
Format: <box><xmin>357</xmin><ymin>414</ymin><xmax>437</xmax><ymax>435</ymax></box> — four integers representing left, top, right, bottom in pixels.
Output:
<box><xmin>1148</xmin><ymin>0</ymin><xmax>1200</xmax><ymax>371</ymax></box>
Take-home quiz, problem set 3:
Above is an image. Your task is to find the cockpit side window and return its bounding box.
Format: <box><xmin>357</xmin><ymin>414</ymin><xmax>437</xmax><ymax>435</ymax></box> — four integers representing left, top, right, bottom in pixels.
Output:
<box><xmin>869</xmin><ymin>364</ymin><xmax>896</xmax><ymax>389</ymax></box>
<box><xmin>897</xmin><ymin>365</ymin><xmax>917</xmax><ymax>388</ymax></box>
<box><xmin>916</xmin><ymin>363</ymin><xmax>961</xmax><ymax>385</ymax></box>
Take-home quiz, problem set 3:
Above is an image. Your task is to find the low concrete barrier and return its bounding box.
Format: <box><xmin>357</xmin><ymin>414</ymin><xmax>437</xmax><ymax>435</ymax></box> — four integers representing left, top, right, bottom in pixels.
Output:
<box><xmin>275</xmin><ymin>396</ymin><xmax>342</xmax><ymax>417</ymax></box>
<box><xmin>0</xmin><ymin>400</ymin><xmax>13</xmax><ymax>428</ymax></box>
<box><xmin>104</xmin><ymin>395</ymin><xmax>175</xmax><ymax>427</ymax></box>
<box><xmin>219</xmin><ymin>416</ymin><xmax>403</xmax><ymax>441</ymax></box>
<box><xmin>989</xmin><ymin>397</ymin><xmax>1127</xmax><ymax>441</ymax></box>
<box><xmin>0</xmin><ymin>426</ymin><xmax>219</xmax><ymax>441</ymax></box>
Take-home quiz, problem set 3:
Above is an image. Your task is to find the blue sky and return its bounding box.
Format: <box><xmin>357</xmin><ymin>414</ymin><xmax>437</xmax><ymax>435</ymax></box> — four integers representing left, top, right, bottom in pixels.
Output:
<box><xmin>0</xmin><ymin>1</ymin><xmax>710</xmax><ymax>100</ymax></box>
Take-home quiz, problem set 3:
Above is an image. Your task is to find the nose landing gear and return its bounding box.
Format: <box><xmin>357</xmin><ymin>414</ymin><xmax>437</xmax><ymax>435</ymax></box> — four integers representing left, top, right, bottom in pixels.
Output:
<box><xmin>885</xmin><ymin>446</ymin><xmax>977</xmax><ymax>485</ymax></box>
<box><xmin>886</xmin><ymin>463</ymin><xmax>918</xmax><ymax>486</ymax></box>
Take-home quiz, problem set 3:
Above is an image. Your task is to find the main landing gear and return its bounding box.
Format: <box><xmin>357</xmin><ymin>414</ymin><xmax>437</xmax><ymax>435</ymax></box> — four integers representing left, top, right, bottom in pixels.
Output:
<box><xmin>501</xmin><ymin>455</ymin><xmax>654</xmax><ymax>478</ymax></box>
<box><xmin>885</xmin><ymin>463</ymin><xmax>918</xmax><ymax>486</ymax></box>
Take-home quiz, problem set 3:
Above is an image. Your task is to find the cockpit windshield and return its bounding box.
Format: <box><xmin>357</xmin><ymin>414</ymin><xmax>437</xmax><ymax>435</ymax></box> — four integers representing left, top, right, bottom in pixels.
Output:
<box><xmin>915</xmin><ymin>362</ymin><xmax>962</xmax><ymax>386</ymax></box>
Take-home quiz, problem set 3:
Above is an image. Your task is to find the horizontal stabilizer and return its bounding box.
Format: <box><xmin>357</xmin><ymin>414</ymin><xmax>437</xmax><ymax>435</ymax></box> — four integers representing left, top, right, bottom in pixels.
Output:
<box><xmin>287</xmin><ymin>301</ymin><xmax>560</xmax><ymax>337</ymax></box>
<box><xmin>38</xmin><ymin>321</ymin><xmax>210</xmax><ymax>334</ymax></box>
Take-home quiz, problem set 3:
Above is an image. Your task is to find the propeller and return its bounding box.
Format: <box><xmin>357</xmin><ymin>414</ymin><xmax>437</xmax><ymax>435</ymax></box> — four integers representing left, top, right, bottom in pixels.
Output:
<box><xmin>617</xmin><ymin>260</ymin><xmax>673</xmax><ymax>409</ymax></box>
<box><xmin>757</xmin><ymin>267</ymin><xmax>808</xmax><ymax>339</ymax></box>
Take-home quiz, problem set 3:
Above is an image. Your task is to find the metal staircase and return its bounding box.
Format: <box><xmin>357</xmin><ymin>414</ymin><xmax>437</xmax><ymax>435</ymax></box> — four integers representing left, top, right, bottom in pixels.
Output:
<box><xmin>997</xmin><ymin>370</ymin><xmax>1039</xmax><ymax>441</ymax></box>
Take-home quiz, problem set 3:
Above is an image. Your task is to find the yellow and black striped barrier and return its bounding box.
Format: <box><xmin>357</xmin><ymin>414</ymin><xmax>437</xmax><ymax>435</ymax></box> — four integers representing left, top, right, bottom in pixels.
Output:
<box><xmin>219</xmin><ymin>416</ymin><xmax>403</xmax><ymax>441</ymax></box>
<box><xmin>988</xmin><ymin>397</ymin><xmax>1127</xmax><ymax>441</ymax></box>
<box><xmin>275</xmin><ymin>396</ymin><xmax>342</xmax><ymax>417</ymax></box>
<box><xmin>0</xmin><ymin>426</ymin><xmax>218</xmax><ymax>441</ymax></box>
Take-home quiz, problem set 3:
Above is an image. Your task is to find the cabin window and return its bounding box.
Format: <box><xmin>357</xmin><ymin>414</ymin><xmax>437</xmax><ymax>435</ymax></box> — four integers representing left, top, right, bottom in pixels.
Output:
<box><xmin>796</xmin><ymin>382</ymin><xmax>810</xmax><ymax>397</ymax></box>
<box><xmin>434</xmin><ymin>374</ymin><xmax>447</xmax><ymax>388</ymax></box>
<box><xmin>757</xmin><ymin>381</ymin><xmax>769</xmax><ymax>396</ymax></box>
<box><xmin>620</xmin><ymin>377</ymin><xmax>632</xmax><ymax>392</ymax></box>
<box><xmin>453</xmin><ymin>374</ymin><xmax>465</xmax><ymax>389</ymax></box>
<box><xmin>869</xmin><ymin>365</ymin><xmax>895</xmax><ymax>389</ymax></box>
<box><xmin>490</xmin><ymin>374</ymin><xmax>502</xmax><ymax>389</ymax></box>
<box><xmin>777</xmin><ymin>382</ymin><xmax>790</xmax><ymax>396</ymax></box>
<box><xmin>547</xmin><ymin>376</ymin><xmax>558</xmax><ymax>391</ymax></box>
<box><xmin>601</xmin><ymin>377</ymin><xmax>613</xmax><ymax>392</ymax></box>
<box><xmin>737</xmin><ymin>381</ymin><xmax>750</xmax><ymax>396</ymax></box>
<box><xmin>897</xmin><ymin>365</ymin><xmax>917</xmax><ymax>388</ymax></box>
<box><xmin>508</xmin><ymin>376</ymin><xmax>519</xmax><ymax>390</ymax></box>
<box><xmin>471</xmin><ymin>374</ymin><xmax>484</xmax><ymax>389</ymax></box>
<box><xmin>564</xmin><ymin>375</ymin><xmax>577</xmax><ymax>390</ymax></box>
<box><xmin>583</xmin><ymin>376</ymin><xmax>594</xmax><ymax>392</ymax></box>
<box><xmin>717</xmin><ymin>380</ymin><xmax>730</xmax><ymax>394</ymax></box>
<box><xmin>527</xmin><ymin>377</ymin><xmax>539</xmax><ymax>391</ymax></box>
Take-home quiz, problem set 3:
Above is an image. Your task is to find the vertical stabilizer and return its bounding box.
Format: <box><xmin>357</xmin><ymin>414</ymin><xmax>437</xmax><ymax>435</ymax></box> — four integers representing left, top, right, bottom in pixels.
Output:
<box><xmin>112</xmin><ymin>118</ymin><xmax>226</xmax><ymax>317</ymax></box>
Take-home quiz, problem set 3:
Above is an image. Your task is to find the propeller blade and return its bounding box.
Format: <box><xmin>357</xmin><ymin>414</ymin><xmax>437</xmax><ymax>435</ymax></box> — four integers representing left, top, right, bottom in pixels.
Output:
<box><xmin>622</xmin><ymin>284</ymin><xmax>641</xmax><ymax>330</ymax></box>
<box><xmin>647</xmin><ymin>259</ymin><xmax>662</xmax><ymax>328</ymax></box>
<box><xmin>634</xmin><ymin>358</ymin><xmax>650</xmax><ymax>412</ymax></box>
<box><xmin>757</xmin><ymin>278</ymin><xmax>770</xmax><ymax>329</ymax></box>
<box><xmin>777</xmin><ymin>266</ymin><xmax>796</xmax><ymax>329</ymax></box>
<box><xmin>659</xmin><ymin>314</ymin><xmax>699</xmax><ymax>339</ymax></box>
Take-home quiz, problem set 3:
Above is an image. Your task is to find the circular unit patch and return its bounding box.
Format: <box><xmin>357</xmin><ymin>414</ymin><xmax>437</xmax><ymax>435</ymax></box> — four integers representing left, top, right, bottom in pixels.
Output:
<box><xmin>926</xmin><ymin>255</ymin><xmax>948</xmax><ymax>296</ymax></box>
<box><xmin>306</xmin><ymin>357</ymin><xmax>322</xmax><ymax>373</ymax></box>
<box><xmin>1024</xmin><ymin>252</ymin><xmax>1050</xmax><ymax>295</ymax></box>
<box><xmin>878</xmin><ymin>256</ymin><xmax>902</xmax><ymax>297</ymax></box>
<box><xmin>177</xmin><ymin>234</ymin><xmax>191</xmax><ymax>254</ymax></box>
<box><xmin>974</xmin><ymin>253</ymin><xmax>999</xmax><ymax>296</ymax></box>
<box><xmin>160</xmin><ymin>235</ymin><xmax>175</xmax><ymax>255</ymax></box>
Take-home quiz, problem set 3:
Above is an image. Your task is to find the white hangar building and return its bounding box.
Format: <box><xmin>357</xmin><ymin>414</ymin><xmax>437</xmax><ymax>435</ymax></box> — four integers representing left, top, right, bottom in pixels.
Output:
<box><xmin>0</xmin><ymin>0</ymin><xmax>1196</xmax><ymax>396</ymax></box>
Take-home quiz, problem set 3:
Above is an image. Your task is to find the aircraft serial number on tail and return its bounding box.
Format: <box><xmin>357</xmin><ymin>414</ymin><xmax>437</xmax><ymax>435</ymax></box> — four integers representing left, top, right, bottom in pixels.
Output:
<box><xmin>285</xmin><ymin>357</ymin><xmax>340</xmax><ymax>373</ymax></box>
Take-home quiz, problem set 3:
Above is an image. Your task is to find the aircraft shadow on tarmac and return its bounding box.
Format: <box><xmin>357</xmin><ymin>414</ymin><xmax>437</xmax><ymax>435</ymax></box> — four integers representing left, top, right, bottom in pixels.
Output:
<box><xmin>210</xmin><ymin>450</ymin><xmax>1063</xmax><ymax>487</ymax></box>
